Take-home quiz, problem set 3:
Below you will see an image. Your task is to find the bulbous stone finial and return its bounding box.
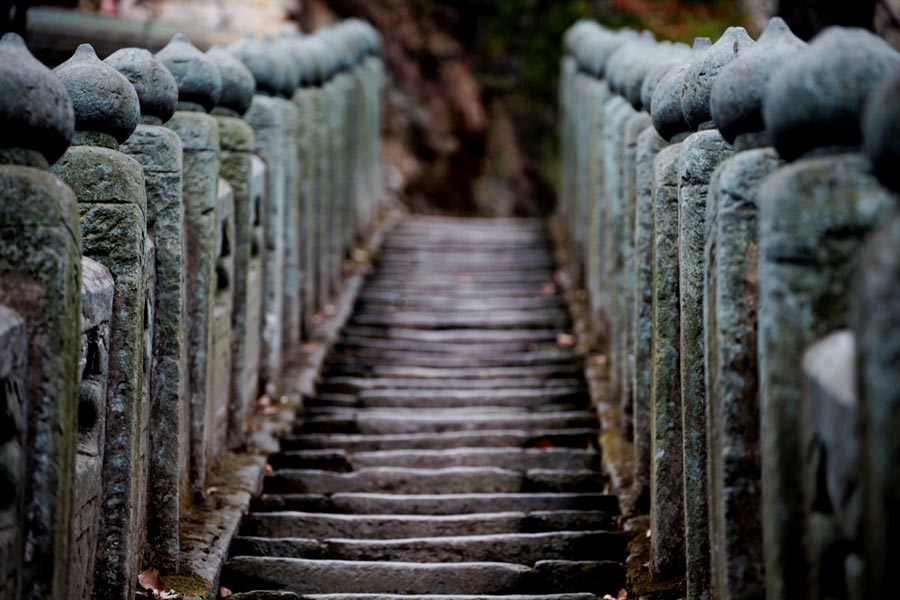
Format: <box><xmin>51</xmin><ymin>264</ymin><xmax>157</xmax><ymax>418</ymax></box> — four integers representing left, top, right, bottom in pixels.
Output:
<box><xmin>764</xmin><ymin>27</ymin><xmax>900</xmax><ymax>161</ymax></box>
<box><xmin>313</xmin><ymin>32</ymin><xmax>343</xmax><ymax>81</ymax></box>
<box><xmin>863</xmin><ymin>71</ymin><xmax>900</xmax><ymax>192</ymax></box>
<box><xmin>228</xmin><ymin>35</ymin><xmax>280</xmax><ymax>97</ymax></box>
<box><xmin>304</xmin><ymin>37</ymin><xmax>330</xmax><ymax>85</ymax></box>
<box><xmin>0</xmin><ymin>32</ymin><xmax>75</xmax><ymax>164</ymax></box>
<box><xmin>582</xmin><ymin>29</ymin><xmax>635</xmax><ymax>78</ymax></box>
<box><xmin>206</xmin><ymin>45</ymin><xmax>255</xmax><ymax>116</ymax></box>
<box><xmin>681</xmin><ymin>27</ymin><xmax>755</xmax><ymax>131</ymax></box>
<box><xmin>606</xmin><ymin>32</ymin><xmax>655</xmax><ymax>99</ymax></box>
<box><xmin>710</xmin><ymin>17</ymin><xmax>806</xmax><ymax>147</ymax></box>
<box><xmin>565</xmin><ymin>19</ymin><xmax>601</xmax><ymax>56</ymax></box>
<box><xmin>53</xmin><ymin>44</ymin><xmax>140</xmax><ymax>146</ymax></box>
<box><xmin>651</xmin><ymin>37</ymin><xmax>711</xmax><ymax>141</ymax></box>
<box><xmin>266</xmin><ymin>36</ymin><xmax>301</xmax><ymax>97</ymax></box>
<box><xmin>155</xmin><ymin>34</ymin><xmax>223</xmax><ymax>113</ymax></box>
<box><xmin>104</xmin><ymin>47</ymin><xmax>178</xmax><ymax>125</ymax></box>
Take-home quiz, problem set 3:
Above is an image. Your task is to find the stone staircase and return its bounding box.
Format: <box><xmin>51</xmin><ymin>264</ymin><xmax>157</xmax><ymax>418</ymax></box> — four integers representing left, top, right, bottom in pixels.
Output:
<box><xmin>221</xmin><ymin>216</ymin><xmax>627</xmax><ymax>598</ymax></box>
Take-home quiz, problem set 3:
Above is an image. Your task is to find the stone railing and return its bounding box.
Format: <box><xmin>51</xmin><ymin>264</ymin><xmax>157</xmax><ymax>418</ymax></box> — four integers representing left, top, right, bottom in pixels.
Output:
<box><xmin>559</xmin><ymin>18</ymin><xmax>900</xmax><ymax>600</ymax></box>
<box><xmin>0</xmin><ymin>19</ymin><xmax>385</xmax><ymax>600</ymax></box>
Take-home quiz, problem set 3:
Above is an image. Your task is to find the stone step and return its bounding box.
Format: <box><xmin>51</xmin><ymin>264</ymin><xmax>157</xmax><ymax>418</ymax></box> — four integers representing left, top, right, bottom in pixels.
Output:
<box><xmin>250</xmin><ymin>493</ymin><xmax>620</xmax><ymax>516</ymax></box>
<box><xmin>239</xmin><ymin>511</ymin><xmax>613</xmax><ymax>539</ymax></box>
<box><xmin>342</xmin><ymin>328</ymin><xmax>561</xmax><ymax>344</ymax></box>
<box><xmin>281</xmin><ymin>429</ymin><xmax>597</xmax><ymax>452</ymax></box>
<box><xmin>297</xmin><ymin>411</ymin><xmax>597</xmax><ymax>435</ymax></box>
<box><xmin>230</xmin><ymin>530</ymin><xmax>628</xmax><ymax>563</ymax></box>
<box><xmin>349</xmin><ymin>312</ymin><xmax>569</xmax><ymax>330</ymax></box>
<box><xmin>296</xmin><ymin>594</ymin><xmax>598</xmax><ymax>600</ymax></box>
<box><xmin>368</xmin><ymin>365</ymin><xmax>580</xmax><ymax>379</ymax></box>
<box><xmin>318</xmin><ymin>375</ymin><xmax>585</xmax><ymax>392</ymax></box>
<box><xmin>356</xmin><ymin>294</ymin><xmax>562</xmax><ymax>311</ymax></box>
<box><xmin>263</xmin><ymin>467</ymin><xmax>605</xmax><ymax>495</ymax></box>
<box><xmin>269</xmin><ymin>448</ymin><xmax>596</xmax><ymax>472</ymax></box>
<box><xmin>221</xmin><ymin>558</ymin><xmax>625</xmax><ymax>595</ymax></box>
<box><xmin>304</xmin><ymin>392</ymin><xmax>587</xmax><ymax>411</ymax></box>
<box><xmin>303</xmin><ymin>404</ymin><xmax>585</xmax><ymax>416</ymax></box>
<box><xmin>327</xmin><ymin>351</ymin><xmax>580</xmax><ymax>370</ymax></box>
<box><xmin>334</xmin><ymin>338</ymin><xmax>566</xmax><ymax>356</ymax></box>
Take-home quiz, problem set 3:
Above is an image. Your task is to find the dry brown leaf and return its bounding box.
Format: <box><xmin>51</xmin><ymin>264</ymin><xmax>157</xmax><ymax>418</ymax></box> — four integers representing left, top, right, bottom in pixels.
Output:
<box><xmin>138</xmin><ymin>567</ymin><xmax>164</xmax><ymax>593</ymax></box>
<box><xmin>257</xmin><ymin>394</ymin><xmax>272</xmax><ymax>408</ymax></box>
<box><xmin>265</xmin><ymin>463</ymin><xmax>275</xmax><ymax>475</ymax></box>
<box><xmin>617</xmin><ymin>589</ymin><xmax>628</xmax><ymax>600</ymax></box>
<box><xmin>220</xmin><ymin>586</ymin><xmax>233</xmax><ymax>597</ymax></box>
<box><xmin>540</xmin><ymin>281</ymin><xmax>557</xmax><ymax>296</ymax></box>
<box><xmin>556</xmin><ymin>333</ymin><xmax>575</xmax><ymax>347</ymax></box>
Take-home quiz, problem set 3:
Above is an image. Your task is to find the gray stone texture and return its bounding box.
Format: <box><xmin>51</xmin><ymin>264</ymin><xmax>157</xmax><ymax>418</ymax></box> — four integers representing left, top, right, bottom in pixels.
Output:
<box><xmin>863</xmin><ymin>71</ymin><xmax>900</xmax><ymax>192</ymax></box>
<box><xmin>583</xmin><ymin>79</ymin><xmax>610</xmax><ymax>336</ymax></box>
<box><xmin>676</xmin><ymin>129</ymin><xmax>732</xmax><ymax>600</ymax></box>
<box><xmin>650</xmin><ymin>38</ymin><xmax>710</xmax><ymax>142</ymax></box>
<box><xmin>852</xmin><ymin>214</ymin><xmax>900</xmax><ymax>600</ymax></box>
<box><xmin>53</xmin><ymin>43</ymin><xmax>150</xmax><ymax>600</ymax></box>
<box><xmin>705</xmin><ymin>147</ymin><xmax>779</xmax><ymax>600</ymax></box>
<box><xmin>650</xmin><ymin>143</ymin><xmax>685</xmax><ymax>578</ymax></box>
<box><xmin>293</xmin><ymin>85</ymin><xmax>320</xmax><ymax>333</ymax></box>
<box><xmin>70</xmin><ymin>257</ymin><xmax>113</xmax><ymax>600</ymax></box>
<box><xmin>0</xmin><ymin>305</ymin><xmax>27</xmax><ymax>600</ymax></box>
<box><xmin>631</xmin><ymin>125</ymin><xmax>667</xmax><ymax>510</ymax></box>
<box><xmin>0</xmin><ymin>32</ymin><xmax>81</xmax><ymax>600</ymax></box>
<box><xmin>758</xmin><ymin>153</ymin><xmax>895</xmax><ymax>600</ymax></box>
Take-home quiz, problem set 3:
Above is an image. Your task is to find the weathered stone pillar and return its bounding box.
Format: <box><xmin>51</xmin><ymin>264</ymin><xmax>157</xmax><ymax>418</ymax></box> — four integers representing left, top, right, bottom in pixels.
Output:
<box><xmin>157</xmin><ymin>34</ymin><xmax>223</xmax><ymax>499</ymax></box>
<box><xmin>703</xmin><ymin>18</ymin><xmax>805</xmax><ymax>600</ymax></box>
<box><xmin>209</xmin><ymin>176</ymin><xmax>235</xmax><ymax>459</ymax></box>
<box><xmin>676</xmin><ymin>28</ymin><xmax>754</xmax><ymax>600</ymax></box>
<box><xmin>855</xmin><ymin>70</ymin><xmax>900</xmax><ymax>600</ymax></box>
<box><xmin>70</xmin><ymin>257</ymin><xmax>114</xmax><ymax>600</ymax></box>
<box><xmin>0</xmin><ymin>33</ymin><xmax>80</xmax><ymax>600</ymax></box>
<box><xmin>757</xmin><ymin>28</ymin><xmax>900</xmax><ymax>600</ymax></box>
<box><xmin>206</xmin><ymin>46</ymin><xmax>264</xmax><ymax>449</ymax></box>
<box><xmin>229</xmin><ymin>36</ymin><xmax>286</xmax><ymax>397</ymax></box>
<box><xmin>105</xmin><ymin>46</ymin><xmax>187</xmax><ymax>572</ymax></box>
<box><xmin>52</xmin><ymin>44</ymin><xmax>148</xmax><ymax>600</ymax></box>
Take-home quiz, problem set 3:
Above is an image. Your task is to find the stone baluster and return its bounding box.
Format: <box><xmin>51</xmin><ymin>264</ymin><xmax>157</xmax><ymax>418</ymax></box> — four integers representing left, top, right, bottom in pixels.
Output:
<box><xmin>702</xmin><ymin>18</ymin><xmax>806</xmax><ymax>600</ymax></box>
<box><xmin>206</xmin><ymin>46</ymin><xmax>265</xmax><ymax>450</ymax></box>
<box><xmin>267</xmin><ymin>35</ymin><xmax>305</xmax><ymax>355</ymax></box>
<box><xmin>104</xmin><ymin>46</ymin><xmax>187</xmax><ymax>572</ymax></box>
<box><xmin>363</xmin><ymin>23</ymin><xmax>386</xmax><ymax>220</ymax></box>
<box><xmin>70</xmin><ymin>257</ymin><xmax>114</xmax><ymax>600</ymax></box>
<box><xmin>677</xmin><ymin>27</ymin><xmax>754</xmax><ymax>600</ymax></box>
<box><xmin>0</xmin><ymin>305</ymin><xmax>27</xmax><ymax>600</ymax></box>
<box><xmin>210</xmin><ymin>174</ymin><xmax>235</xmax><ymax>455</ymax></box>
<box><xmin>630</xmin><ymin>43</ymin><xmax>691</xmax><ymax>513</ymax></box>
<box><xmin>645</xmin><ymin>36</ymin><xmax>711</xmax><ymax>580</ymax></box>
<box><xmin>229</xmin><ymin>36</ymin><xmax>287</xmax><ymax>398</ymax></box>
<box><xmin>757</xmin><ymin>28</ymin><xmax>900</xmax><ymax>600</ymax></box>
<box><xmin>0</xmin><ymin>33</ymin><xmax>80</xmax><ymax>600</ymax></box>
<box><xmin>855</xmin><ymin>71</ymin><xmax>900</xmax><ymax>600</ymax></box>
<box><xmin>156</xmin><ymin>34</ymin><xmax>224</xmax><ymax>500</ymax></box>
<box><xmin>52</xmin><ymin>43</ymin><xmax>148</xmax><ymax>600</ymax></box>
<box><xmin>329</xmin><ymin>28</ymin><xmax>358</xmax><ymax>265</ymax></box>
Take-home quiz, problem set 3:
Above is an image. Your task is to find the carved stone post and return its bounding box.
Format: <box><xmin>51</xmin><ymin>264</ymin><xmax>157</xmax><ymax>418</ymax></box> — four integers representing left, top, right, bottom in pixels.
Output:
<box><xmin>0</xmin><ymin>33</ymin><xmax>80</xmax><ymax>600</ymax></box>
<box><xmin>157</xmin><ymin>34</ymin><xmax>223</xmax><ymax>499</ymax></box>
<box><xmin>757</xmin><ymin>28</ymin><xmax>900</xmax><ymax>600</ymax></box>
<box><xmin>230</xmin><ymin>36</ymin><xmax>286</xmax><ymax>397</ymax></box>
<box><xmin>703</xmin><ymin>18</ymin><xmax>806</xmax><ymax>600</ymax></box>
<box><xmin>105</xmin><ymin>47</ymin><xmax>187</xmax><ymax>572</ymax></box>
<box><xmin>52</xmin><ymin>44</ymin><xmax>148</xmax><ymax>600</ymax></box>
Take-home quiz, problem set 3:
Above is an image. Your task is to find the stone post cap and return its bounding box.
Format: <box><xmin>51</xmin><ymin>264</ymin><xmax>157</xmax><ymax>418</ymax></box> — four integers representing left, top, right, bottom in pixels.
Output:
<box><xmin>681</xmin><ymin>26</ymin><xmax>755</xmax><ymax>131</ymax></box>
<box><xmin>640</xmin><ymin>44</ymin><xmax>692</xmax><ymax>113</ymax></box>
<box><xmin>303</xmin><ymin>37</ymin><xmax>331</xmax><ymax>86</ymax></box>
<box><xmin>710</xmin><ymin>17</ymin><xmax>806</xmax><ymax>145</ymax></box>
<box><xmin>284</xmin><ymin>36</ymin><xmax>316</xmax><ymax>87</ymax></box>
<box><xmin>156</xmin><ymin>33</ymin><xmax>223</xmax><ymax>113</ymax></box>
<box><xmin>650</xmin><ymin>37</ymin><xmax>711</xmax><ymax>141</ymax></box>
<box><xmin>265</xmin><ymin>35</ymin><xmax>301</xmax><ymax>98</ymax></box>
<box><xmin>564</xmin><ymin>19</ymin><xmax>602</xmax><ymax>57</ymax></box>
<box><xmin>863</xmin><ymin>71</ymin><xmax>900</xmax><ymax>192</ymax></box>
<box><xmin>206</xmin><ymin>45</ymin><xmax>256</xmax><ymax>116</ymax></box>
<box><xmin>310</xmin><ymin>31</ymin><xmax>342</xmax><ymax>81</ymax></box>
<box><xmin>578</xmin><ymin>27</ymin><xmax>629</xmax><ymax>77</ymax></box>
<box><xmin>229</xmin><ymin>35</ymin><xmax>281</xmax><ymax>97</ymax></box>
<box><xmin>764</xmin><ymin>27</ymin><xmax>900</xmax><ymax>161</ymax></box>
<box><xmin>104</xmin><ymin>47</ymin><xmax>179</xmax><ymax>124</ymax></box>
<box><xmin>0</xmin><ymin>32</ymin><xmax>75</xmax><ymax>164</ymax></box>
<box><xmin>345</xmin><ymin>19</ymin><xmax>376</xmax><ymax>58</ymax></box>
<box><xmin>53</xmin><ymin>44</ymin><xmax>140</xmax><ymax>144</ymax></box>
<box><xmin>606</xmin><ymin>31</ymin><xmax>653</xmax><ymax>95</ymax></box>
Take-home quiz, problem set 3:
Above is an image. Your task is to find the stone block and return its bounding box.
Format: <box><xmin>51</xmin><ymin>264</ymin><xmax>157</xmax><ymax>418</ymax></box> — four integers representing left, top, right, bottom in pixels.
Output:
<box><xmin>649</xmin><ymin>143</ymin><xmax>685</xmax><ymax>578</ymax></box>
<box><xmin>293</xmin><ymin>87</ymin><xmax>319</xmax><ymax>333</ymax></box>
<box><xmin>705</xmin><ymin>148</ymin><xmax>779</xmax><ymax>600</ymax></box>
<box><xmin>209</xmin><ymin>178</ymin><xmax>235</xmax><ymax>465</ymax></box>
<box><xmin>0</xmin><ymin>306</ymin><xmax>27</xmax><ymax>600</ymax></box>
<box><xmin>70</xmin><ymin>257</ymin><xmax>113</xmax><ymax>600</ymax></box>
<box><xmin>311</xmin><ymin>87</ymin><xmax>333</xmax><ymax>313</ymax></box>
<box><xmin>584</xmin><ymin>79</ymin><xmax>611</xmax><ymax>333</ymax></box>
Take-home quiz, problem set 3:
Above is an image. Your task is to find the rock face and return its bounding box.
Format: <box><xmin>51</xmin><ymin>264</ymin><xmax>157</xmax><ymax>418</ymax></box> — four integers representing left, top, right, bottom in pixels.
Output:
<box><xmin>53</xmin><ymin>42</ymin><xmax>150</xmax><ymax>600</ymax></box>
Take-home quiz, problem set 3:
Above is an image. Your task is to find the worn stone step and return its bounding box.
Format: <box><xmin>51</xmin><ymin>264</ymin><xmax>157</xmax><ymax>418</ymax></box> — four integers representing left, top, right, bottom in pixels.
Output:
<box><xmin>335</xmin><ymin>337</ymin><xmax>565</xmax><ymax>355</ymax></box>
<box><xmin>269</xmin><ymin>448</ymin><xmax>596</xmax><ymax>472</ymax></box>
<box><xmin>330</xmin><ymin>346</ymin><xmax>573</xmax><ymax>363</ymax></box>
<box><xmin>304</xmin><ymin>391</ymin><xmax>588</xmax><ymax>410</ymax></box>
<box><xmin>303</xmin><ymin>404</ymin><xmax>585</xmax><ymax>417</ymax></box>
<box><xmin>296</xmin><ymin>594</ymin><xmax>597</xmax><ymax>600</ymax></box>
<box><xmin>357</xmin><ymin>294</ymin><xmax>562</xmax><ymax>311</ymax></box>
<box><xmin>343</xmin><ymin>327</ymin><xmax>561</xmax><ymax>344</ymax></box>
<box><xmin>368</xmin><ymin>365</ymin><xmax>580</xmax><ymax>379</ymax></box>
<box><xmin>349</xmin><ymin>311</ymin><xmax>569</xmax><ymax>330</ymax></box>
<box><xmin>327</xmin><ymin>351</ymin><xmax>580</xmax><ymax>370</ymax></box>
<box><xmin>318</xmin><ymin>376</ymin><xmax>585</xmax><ymax>393</ymax></box>
<box><xmin>281</xmin><ymin>429</ymin><xmax>597</xmax><ymax>452</ymax></box>
<box><xmin>263</xmin><ymin>467</ymin><xmax>605</xmax><ymax>495</ymax></box>
<box><xmin>297</xmin><ymin>411</ymin><xmax>597</xmax><ymax>435</ymax></box>
<box><xmin>230</xmin><ymin>530</ymin><xmax>628</xmax><ymax>563</ymax></box>
<box><xmin>221</xmin><ymin>558</ymin><xmax>624</xmax><ymax>595</ymax></box>
<box><xmin>250</xmin><ymin>493</ymin><xmax>620</xmax><ymax>516</ymax></box>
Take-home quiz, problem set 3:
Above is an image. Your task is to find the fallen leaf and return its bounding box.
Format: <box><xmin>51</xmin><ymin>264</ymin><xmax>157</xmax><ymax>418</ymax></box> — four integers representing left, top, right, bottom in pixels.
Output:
<box><xmin>533</xmin><ymin>439</ymin><xmax>555</xmax><ymax>449</ymax></box>
<box><xmin>138</xmin><ymin>567</ymin><xmax>164</xmax><ymax>593</ymax></box>
<box><xmin>220</xmin><ymin>586</ymin><xmax>233</xmax><ymax>597</ymax></box>
<box><xmin>206</xmin><ymin>486</ymin><xmax>219</xmax><ymax>495</ymax></box>
<box><xmin>257</xmin><ymin>395</ymin><xmax>272</xmax><ymax>408</ymax></box>
<box><xmin>556</xmin><ymin>333</ymin><xmax>575</xmax><ymax>347</ymax></box>
<box><xmin>602</xmin><ymin>595</ymin><xmax>616</xmax><ymax>600</ymax></box>
<box><xmin>617</xmin><ymin>589</ymin><xmax>628</xmax><ymax>600</ymax></box>
<box><xmin>540</xmin><ymin>281</ymin><xmax>557</xmax><ymax>296</ymax></box>
<box><xmin>265</xmin><ymin>464</ymin><xmax>275</xmax><ymax>475</ymax></box>
<box><xmin>646</xmin><ymin>528</ymin><xmax>652</xmax><ymax>539</ymax></box>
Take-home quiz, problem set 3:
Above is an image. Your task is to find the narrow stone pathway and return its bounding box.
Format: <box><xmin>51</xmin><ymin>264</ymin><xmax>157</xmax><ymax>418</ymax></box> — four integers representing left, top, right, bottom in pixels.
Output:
<box><xmin>221</xmin><ymin>216</ymin><xmax>626</xmax><ymax>598</ymax></box>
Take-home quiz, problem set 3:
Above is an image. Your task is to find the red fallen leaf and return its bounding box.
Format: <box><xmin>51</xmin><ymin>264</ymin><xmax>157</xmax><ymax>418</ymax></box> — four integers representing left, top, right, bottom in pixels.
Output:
<box><xmin>556</xmin><ymin>333</ymin><xmax>575</xmax><ymax>347</ymax></box>
<box><xmin>540</xmin><ymin>281</ymin><xmax>557</xmax><ymax>296</ymax></box>
<box><xmin>533</xmin><ymin>439</ymin><xmax>555</xmax><ymax>449</ymax></box>
<box><xmin>220</xmin><ymin>586</ymin><xmax>233</xmax><ymax>597</ymax></box>
<box><xmin>617</xmin><ymin>589</ymin><xmax>628</xmax><ymax>600</ymax></box>
<box><xmin>257</xmin><ymin>394</ymin><xmax>272</xmax><ymax>408</ymax></box>
<box><xmin>138</xmin><ymin>567</ymin><xmax>165</xmax><ymax>593</ymax></box>
<box><xmin>265</xmin><ymin>464</ymin><xmax>275</xmax><ymax>475</ymax></box>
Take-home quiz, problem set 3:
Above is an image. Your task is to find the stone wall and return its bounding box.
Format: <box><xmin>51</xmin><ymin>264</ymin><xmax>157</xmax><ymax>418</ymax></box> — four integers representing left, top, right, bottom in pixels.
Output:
<box><xmin>0</xmin><ymin>18</ymin><xmax>385</xmax><ymax>600</ymax></box>
<box><xmin>559</xmin><ymin>18</ymin><xmax>900</xmax><ymax>600</ymax></box>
